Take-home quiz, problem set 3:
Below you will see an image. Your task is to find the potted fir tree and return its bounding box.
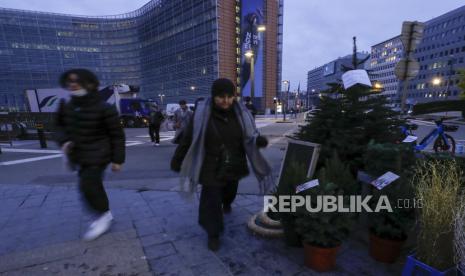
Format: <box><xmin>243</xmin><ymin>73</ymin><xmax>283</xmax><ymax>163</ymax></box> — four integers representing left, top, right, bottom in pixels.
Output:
<box><xmin>364</xmin><ymin>142</ymin><xmax>416</xmax><ymax>263</ymax></box>
<box><xmin>277</xmin><ymin>161</ymin><xmax>309</xmax><ymax>246</ymax></box>
<box><xmin>294</xmin><ymin>153</ymin><xmax>358</xmax><ymax>272</ymax></box>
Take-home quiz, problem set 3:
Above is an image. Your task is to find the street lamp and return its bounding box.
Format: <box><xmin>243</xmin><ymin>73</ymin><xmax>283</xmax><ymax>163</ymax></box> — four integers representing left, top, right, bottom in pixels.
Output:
<box><xmin>282</xmin><ymin>80</ymin><xmax>290</xmax><ymax>121</ymax></box>
<box><xmin>273</xmin><ymin>97</ymin><xmax>278</xmax><ymax>119</ymax></box>
<box><xmin>245</xmin><ymin>50</ymin><xmax>255</xmax><ymax>100</ymax></box>
<box><xmin>373</xmin><ymin>82</ymin><xmax>383</xmax><ymax>91</ymax></box>
<box><xmin>243</xmin><ymin>25</ymin><xmax>265</xmax><ymax>105</ymax></box>
<box><xmin>432</xmin><ymin>77</ymin><xmax>442</xmax><ymax>86</ymax></box>
<box><xmin>190</xmin><ymin>86</ymin><xmax>196</xmax><ymax>91</ymax></box>
<box><xmin>158</xmin><ymin>94</ymin><xmax>165</xmax><ymax>105</ymax></box>
<box><xmin>257</xmin><ymin>25</ymin><xmax>266</xmax><ymax>32</ymax></box>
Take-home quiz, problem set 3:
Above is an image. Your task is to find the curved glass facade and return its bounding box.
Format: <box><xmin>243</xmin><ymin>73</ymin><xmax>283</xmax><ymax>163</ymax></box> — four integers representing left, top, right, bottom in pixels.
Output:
<box><xmin>0</xmin><ymin>0</ymin><xmax>218</xmax><ymax>110</ymax></box>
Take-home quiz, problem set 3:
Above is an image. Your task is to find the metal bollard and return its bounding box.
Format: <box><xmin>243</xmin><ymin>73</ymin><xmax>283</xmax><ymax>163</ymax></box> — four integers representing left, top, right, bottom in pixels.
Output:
<box><xmin>36</xmin><ymin>123</ymin><xmax>47</xmax><ymax>149</ymax></box>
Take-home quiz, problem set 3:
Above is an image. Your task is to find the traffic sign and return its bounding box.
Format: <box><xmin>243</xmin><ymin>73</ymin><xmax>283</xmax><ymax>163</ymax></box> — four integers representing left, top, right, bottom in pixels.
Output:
<box><xmin>400</xmin><ymin>21</ymin><xmax>425</xmax><ymax>52</ymax></box>
<box><xmin>394</xmin><ymin>58</ymin><xmax>420</xmax><ymax>81</ymax></box>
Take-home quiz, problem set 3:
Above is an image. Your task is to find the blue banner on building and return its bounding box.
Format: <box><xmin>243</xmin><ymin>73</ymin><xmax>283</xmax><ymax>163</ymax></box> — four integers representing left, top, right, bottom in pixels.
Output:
<box><xmin>240</xmin><ymin>0</ymin><xmax>264</xmax><ymax>99</ymax></box>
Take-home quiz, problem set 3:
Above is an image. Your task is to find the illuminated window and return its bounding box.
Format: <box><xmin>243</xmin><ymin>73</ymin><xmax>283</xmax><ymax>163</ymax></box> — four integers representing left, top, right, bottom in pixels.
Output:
<box><xmin>57</xmin><ymin>31</ymin><xmax>73</xmax><ymax>37</ymax></box>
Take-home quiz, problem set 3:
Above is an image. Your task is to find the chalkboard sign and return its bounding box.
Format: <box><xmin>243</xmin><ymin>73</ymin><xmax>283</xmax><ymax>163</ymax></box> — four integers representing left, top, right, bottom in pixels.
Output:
<box><xmin>277</xmin><ymin>140</ymin><xmax>321</xmax><ymax>189</ymax></box>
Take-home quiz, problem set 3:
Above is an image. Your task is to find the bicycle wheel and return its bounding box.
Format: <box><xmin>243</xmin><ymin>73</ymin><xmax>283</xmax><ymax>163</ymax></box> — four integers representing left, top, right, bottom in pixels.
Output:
<box><xmin>433</xmin><ymin>134</ymin><xmax>456</xmax><ymax>154</ymax></box>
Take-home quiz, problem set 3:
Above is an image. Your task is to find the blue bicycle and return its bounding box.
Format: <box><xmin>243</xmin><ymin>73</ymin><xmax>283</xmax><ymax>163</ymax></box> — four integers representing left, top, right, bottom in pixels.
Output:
<box><xmin>401</xmin><ymin>118</ymin><xmax>458</xmax><ymax>154</ymax></box>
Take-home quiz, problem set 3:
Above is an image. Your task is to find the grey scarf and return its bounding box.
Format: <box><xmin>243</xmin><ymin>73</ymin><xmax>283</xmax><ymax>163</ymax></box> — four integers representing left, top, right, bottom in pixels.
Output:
<box><xmin>179</xmin><ymin>98</ymin><xmax>273</xmax><ymax>194</ymax></box>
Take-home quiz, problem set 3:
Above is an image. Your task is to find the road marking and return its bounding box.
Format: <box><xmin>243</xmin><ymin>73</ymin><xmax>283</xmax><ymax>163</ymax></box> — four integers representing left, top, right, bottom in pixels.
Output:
<box><xmin>126</xmin><ymin>141</ymin><xmax>145</xmax><ymax>147</ymax></box>
<box><xmin>256</xmin><ymin>121</ymin><xmax>274</xmax><ymax>129</ymax></box>
<box><xmin>1</xmin><ymin>148</ymin><xmax>62</xmax><ymax>154</ymax></box>
<box><xmin>408</xmin><ymin>119</ymin><xmax>436</xmax><ymax>126</ymax></box>
<box><xmin>0</xmin><ymin>140</ymin><xmax>145</xmax><ymax>166</ymax></box>
<box><xmin>0</xmin><ymin>154</ymin><xmax>63</xmax><ymax>166</ymax></box>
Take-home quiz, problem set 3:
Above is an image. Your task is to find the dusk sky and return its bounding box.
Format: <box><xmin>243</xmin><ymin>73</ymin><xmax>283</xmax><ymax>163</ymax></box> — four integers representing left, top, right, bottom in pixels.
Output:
<box><xmin>1</xmin><ymin>0</ymin><xmax>463</xmax><ymax>90</ymax></box>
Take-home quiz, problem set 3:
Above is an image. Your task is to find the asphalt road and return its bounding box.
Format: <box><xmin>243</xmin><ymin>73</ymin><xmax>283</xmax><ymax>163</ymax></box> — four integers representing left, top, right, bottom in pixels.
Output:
<box><xmin>0</xmin><ymin>118</ymin><xmax>299</xmax><ymax>194</ymax></box>
<box><xmin>1</xmin><ymin>116</ymin><xmax>463</xmax><ymax>190</ymax></box>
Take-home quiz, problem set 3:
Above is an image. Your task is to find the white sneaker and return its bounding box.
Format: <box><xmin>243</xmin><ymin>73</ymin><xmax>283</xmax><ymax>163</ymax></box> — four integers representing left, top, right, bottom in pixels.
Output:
<box><xmin>83</xmin><ymin>211</ymin><xmax>113</xmax><ymax>241</ymax></box>
<box><xmin>155</xmin><ymin>143</ymin><xmax>160</xmax><ymax>146</ymax></box>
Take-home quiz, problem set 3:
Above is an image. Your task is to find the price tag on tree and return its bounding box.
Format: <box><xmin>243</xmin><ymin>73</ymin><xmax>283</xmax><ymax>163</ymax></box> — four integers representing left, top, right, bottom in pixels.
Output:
<box><xmin>296</xmin><ymin>179</ymin><xmax>319</xmax><ymax>193</ymax></box>
<box><xmin>370</xmin><ymin>172</ymin><xmax>400</xmax><ymax>190</ymax></box>
<box><xmin>402</xmin><ymin>135</ymin><xmax>418</xmax><ymax>143</ymax></box>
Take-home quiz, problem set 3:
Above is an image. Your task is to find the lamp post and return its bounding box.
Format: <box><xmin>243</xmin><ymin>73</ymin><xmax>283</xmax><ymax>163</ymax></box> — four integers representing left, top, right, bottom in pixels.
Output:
<box><xmin>282</xmin><ymin>80</ymin><xmax>290</xmax><ymax>121</ymax></box>
<box><xmin>244</xmin><ymin>25</ymin><xmax>265</xmax><ymax>104</ymax></box>
<box><xmin>431</xmin><ymin>77</ymin><xmax>442</xmax><ymax>99</ymax></box>
<box><xmin>245</xmin><ymin>50</ymin><xmax>255</xmax><ymax>100</ymax></box>
<box><xmin>158</xmin><ymin>94</ymin><xmax>165</xmax><ymax>106</ymax></box>
<box><xmin>273</xmin><ymin>97</ymin><xmax>278</xmax><ymax>119</ymax></box>
<box><xmin>445</xmin><ymin>55</ymin><xmax>454</xmax><ymax>101</ymax></box>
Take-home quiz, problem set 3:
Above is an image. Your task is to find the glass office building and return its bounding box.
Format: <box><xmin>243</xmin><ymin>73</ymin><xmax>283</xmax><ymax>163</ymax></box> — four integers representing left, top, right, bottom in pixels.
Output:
<box><xmin>0</xmin><ymin>0</ymin><xmax>283</xmax><ymax>111</ymax></box>
<box><xmin>370</xmin><ymin>36</ymin><xmax>404</xmax><ymax>107</ymax></box>
<box><xmin>404</xmin><ymin>5</ymin><xmax>465</xmax><ymax>104</ymax></box>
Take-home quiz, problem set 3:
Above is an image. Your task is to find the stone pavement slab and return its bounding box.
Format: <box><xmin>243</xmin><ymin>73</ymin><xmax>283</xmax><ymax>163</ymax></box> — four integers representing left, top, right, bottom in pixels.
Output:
<box><xmin>0</xmin><ymin>183</ymin><xmax>405</xmax><ymax>275</ymax></box>
<box><xmin>0</xmin><ymin>229</ymin><xmax>150</xmax><ymax>276</ymax></box>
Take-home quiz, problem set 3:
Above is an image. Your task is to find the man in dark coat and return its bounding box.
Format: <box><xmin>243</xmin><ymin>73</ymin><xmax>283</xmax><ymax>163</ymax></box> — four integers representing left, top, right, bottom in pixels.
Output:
<box><xmin>55</xmin><ymin>68</ymin><xmax>125</xmax><ymax>241</ymax></box>
<box><xmin>148</xmin><ymin>104</ymin><xmax>165</xmax><ymax>146</ymax></box>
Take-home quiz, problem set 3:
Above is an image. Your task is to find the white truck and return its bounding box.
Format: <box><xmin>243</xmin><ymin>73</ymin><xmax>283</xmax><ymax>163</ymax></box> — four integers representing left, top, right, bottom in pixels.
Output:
<box><xmin>25</xmin><ymin>84</ymin><xmax>154</xmax><ymax>127</ymax></box>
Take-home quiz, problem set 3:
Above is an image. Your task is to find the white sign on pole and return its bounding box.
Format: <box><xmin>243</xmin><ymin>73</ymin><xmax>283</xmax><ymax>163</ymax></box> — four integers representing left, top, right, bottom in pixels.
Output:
<box><xmin>342</xmin><ymin>70</ymin><xmax>372</xmax><ymax>90</ymax></box>
<box><xmin>296</xmin><ymin>179</ymin><xmax>319</xmax><ymax>193</ymax></box>
<box><xmin>370</xmin><ymin>172</ymin><xmax>400</xmax><ymax>190</ymax></box>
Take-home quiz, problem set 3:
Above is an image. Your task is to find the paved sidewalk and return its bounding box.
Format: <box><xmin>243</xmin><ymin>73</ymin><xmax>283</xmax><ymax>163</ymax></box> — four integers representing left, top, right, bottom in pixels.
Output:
<box><xmin>0</xmin><ymin>183</ymin><xmax>406</xmax><ymax>275</ymax></box>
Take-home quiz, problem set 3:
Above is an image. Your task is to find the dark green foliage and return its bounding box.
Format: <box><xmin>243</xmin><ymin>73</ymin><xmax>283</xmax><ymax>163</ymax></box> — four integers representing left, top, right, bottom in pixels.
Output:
<box><xmin>458</xmin><ymin>69</ymin><xmax>465</xmax><ymax>100</ymax></box>
<box><xmin>364</xmin><ymin>142</ymin><xmax>417</xmax><ymax>240</ymax></box>
<box><xmin>294</xmin><ymin>152</ymin><xmax>358</xmax><ymax>248</ymax></box>
<box><xmin>296</xmin><ymin>84</ymin><xmax>403</xmax><ymax>175</ymax></box>
<box><xmin>412</xmin><ymin>100</ymin><xmax>465</xmax><ymax>115</ymax></box>
<box><xmin>277</xmin><ymin>161</ymin><xmax>310</xmax><ymax>246</ymax></box>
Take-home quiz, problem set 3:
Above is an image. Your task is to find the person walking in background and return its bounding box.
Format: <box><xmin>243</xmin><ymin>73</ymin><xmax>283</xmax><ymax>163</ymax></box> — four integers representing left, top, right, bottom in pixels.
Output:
<box><xmin>55</xmin><ymin>68</ymin><xmax>125</xmax><ymax>241</ymax></box>
<box><xmin>244</xmin><ymin>96</ymin><xmax>257</xmax><ymax>119</ymax></box>
<box><xmin>173</xmin><ymin>99</ymin><xmax>193</xmax><ymax>144</ymax></box>
<box><xmin>170</xmin><ymin>78</ymin><xmax>272</xmax><ymax>252</ymax></box>
<box><xmin>148</xmin><ymin>104</ymin><xmax>165</xmax><ymax>146</ymax></box>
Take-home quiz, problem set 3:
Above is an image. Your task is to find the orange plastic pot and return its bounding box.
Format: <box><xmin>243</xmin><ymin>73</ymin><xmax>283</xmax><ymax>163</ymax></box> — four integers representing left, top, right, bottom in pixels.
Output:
<box><xmin>369</xmin><ymin>232</ymin><xmax>405</xmax><ymax>263</ymax></box>
<box><xmin>303</xmin><ymin>243</ymin><xmax>341</xmax><ymax>272</ymax></box>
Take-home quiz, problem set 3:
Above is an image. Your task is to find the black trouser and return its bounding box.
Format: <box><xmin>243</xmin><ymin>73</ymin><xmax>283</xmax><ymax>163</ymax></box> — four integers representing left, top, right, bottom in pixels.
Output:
<box><xmin>149</xmin><ymin>124</ymin><xmax>161</xmax><ymax>143</ymax></box>
<box><xmin>78</xmin><ymin>165</ymin><xmax>109</xmax><ymax>215</ymax></box>
<box><xmin>198</xmin><ymin>181</ymin><xmax>239</xmax><ymax>237</ymax></box>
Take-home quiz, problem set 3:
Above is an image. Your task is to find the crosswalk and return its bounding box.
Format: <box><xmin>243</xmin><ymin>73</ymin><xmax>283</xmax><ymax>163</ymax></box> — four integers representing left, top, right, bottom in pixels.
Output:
<box><xmin>1</xmin><ymin>119</ymin><xmax>277</xmax><ymax>166</ymax></box>
<box><xmin>0</xmin><ymin>140</ymin><xmax>150</xmax><ymax>166</ymax></box>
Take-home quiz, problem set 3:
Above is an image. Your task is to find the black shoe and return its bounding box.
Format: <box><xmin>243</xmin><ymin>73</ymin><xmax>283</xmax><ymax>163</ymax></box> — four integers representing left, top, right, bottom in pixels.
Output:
<box><xmin>208</xmin><ymin>236</ymin><xmax>220</xmax><ymax>251</ymax></box>
<box><xmin>223</xmin><ymin>205</ymin><xmax>232</xmax><ymax>214</ymax></box>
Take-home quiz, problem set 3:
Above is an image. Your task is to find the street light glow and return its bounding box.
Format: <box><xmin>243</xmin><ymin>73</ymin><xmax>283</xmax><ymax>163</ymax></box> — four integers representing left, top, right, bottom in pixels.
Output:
<box><xmin>244</xmin><ymin>50</ymin><xmax>254</xmax><ymax>58</ymax></box>
<box><xmin>373</xmin><ymin>82</ymin><xmax>383</xmax><ymax>90</ymax></box>
<box><xmin>432</xmin><ymin>77</ymin><xmax>442</xmax><ymax>86</ymax></box>
<box><xmin>190</xmin><ymin>86</ymin><xmax>196</xmax><ymax>91</ymax></box>
<box><xmin>257</xmin><ymin>25</ymin><xmax>266</xmax><ymax>32</ymax></box>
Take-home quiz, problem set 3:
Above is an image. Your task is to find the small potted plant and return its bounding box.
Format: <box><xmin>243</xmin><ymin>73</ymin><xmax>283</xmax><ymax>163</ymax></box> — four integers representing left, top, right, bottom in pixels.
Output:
<box><xmin>402</xmin><ymin>160</ymin><xmax>463</xmax><ymax>275</ymax></box>
<box><xmin>295</xmin><ymin>152</ymin><xmax>358</xmax><ymax>272</ymax></box>
<box><xmin>277</xmin><ymin>161</ymin><xmax>309</xmax><ymax>246</ymax></box>
<box><xmin>364</xmin><ymin>142</ymin><xmax>416</xmax><ymax>263</ymax></box>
